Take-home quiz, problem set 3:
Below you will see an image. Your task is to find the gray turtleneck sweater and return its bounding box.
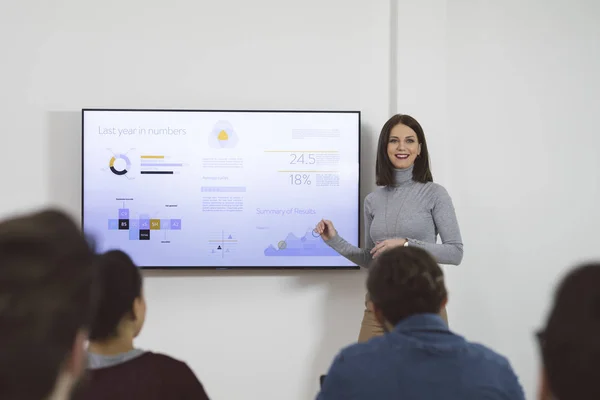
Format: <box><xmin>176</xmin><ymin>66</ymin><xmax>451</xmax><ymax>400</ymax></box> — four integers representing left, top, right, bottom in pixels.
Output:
<box><xmin>326</xmin><ymin>166</ymin><xmax>463</xmax><ymax>267</ymax></box>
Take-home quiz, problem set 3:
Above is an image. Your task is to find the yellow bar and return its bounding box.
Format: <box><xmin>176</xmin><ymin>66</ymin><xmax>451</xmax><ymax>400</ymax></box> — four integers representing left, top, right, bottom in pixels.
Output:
<box><xmin>140</xmin><ymin>155</ymin><xmax>165</xmax><ymax>159</ymax></box>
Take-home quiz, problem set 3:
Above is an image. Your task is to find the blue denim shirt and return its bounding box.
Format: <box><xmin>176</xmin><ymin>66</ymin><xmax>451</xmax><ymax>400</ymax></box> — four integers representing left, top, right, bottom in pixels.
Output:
<box><xmin>317</xmin><ymin>314</ymin><xmax>525</xmax><ymax>400</ymax></box>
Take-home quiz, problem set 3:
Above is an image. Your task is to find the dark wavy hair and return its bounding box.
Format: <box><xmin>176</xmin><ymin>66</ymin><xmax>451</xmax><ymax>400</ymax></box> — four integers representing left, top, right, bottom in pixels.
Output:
<box><xmin>89</xmin><ymin>250</ymin><xmax>142</xmax><ymax>341</ymax></box>
<box><xmin>375</xmin><ymin>114</ymin><xmax>433</xmax><ymax>186</ymax></box>
<box><xmin>0</xmin><ymin>209</ymin><xmax>97</xmax><ymax>400</ymax></box>
<box><xmin>367</xmin><ymin>246</ymin><xmax>446</xmax><ymax>325</ymax></box>
<box><xmin>538</xmin><ymin>263</ymin><xmax>600</xmax><ymax>400</ymax></box>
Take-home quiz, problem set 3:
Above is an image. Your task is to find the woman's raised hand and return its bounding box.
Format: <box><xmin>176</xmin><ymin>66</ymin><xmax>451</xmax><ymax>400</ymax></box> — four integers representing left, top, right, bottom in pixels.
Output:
<box><xmin>314</xmin><ymin>219</ymin><xmax>337</xmax><ymax>241</ymax></box>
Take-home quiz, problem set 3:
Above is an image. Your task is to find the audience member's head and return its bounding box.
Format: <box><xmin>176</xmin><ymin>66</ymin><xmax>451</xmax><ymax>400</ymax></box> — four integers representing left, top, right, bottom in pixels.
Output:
<box><xmin>537</xmin><ymin>262</ymin><xmax>600</xmax><ymax>400</ymax></box>
<box><xmin>367</xmin><ymin>246</ymin><xmax>447</xmax><ymax>329</ymax></box>
<box><xmin>76</xmin><ymin>250</ymin><xmax>210</xmax><ymax>400</ymax></box>
<box><xmin>0</xmin><ymin>209</ymin><xmax>96</xmax><ymax>400</ymax></box>
<box><xmin>89</xmin><ymin>250</ymin><xmax>146</xmax><ymax>345</ymax></box>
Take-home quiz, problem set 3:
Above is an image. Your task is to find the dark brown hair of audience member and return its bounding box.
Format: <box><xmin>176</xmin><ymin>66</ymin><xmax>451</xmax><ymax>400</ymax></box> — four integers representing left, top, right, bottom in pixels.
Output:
<box><xmin>375</xmin><ymin>114</ymin><xmax>433</xmax><ymax>186</ymax></box>
<box><xmin>0</xmin><ymin>209</ymin><xmax>97</xmax><ymax>400</ymax></box>
<box><xmin>89</xmin><ymin>250</ymin><xmax>143</xmax><ymax>341</ymax></box>
<box><xmin>367</xmin><ymin>246</ymin><xmax>447</xmax><ymax>326</ymax></box>
<box><xmin>538</xmin><ymin>262</ymin><xmax>600</xmax><ymax>400</ymax></box>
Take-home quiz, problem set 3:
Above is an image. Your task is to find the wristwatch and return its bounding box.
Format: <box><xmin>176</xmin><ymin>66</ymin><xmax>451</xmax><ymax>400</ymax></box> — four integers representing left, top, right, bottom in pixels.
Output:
<box><xmin>403</xmin><ymin>239</ymin><xmax>409</xmax><ymax>247</ymax></box>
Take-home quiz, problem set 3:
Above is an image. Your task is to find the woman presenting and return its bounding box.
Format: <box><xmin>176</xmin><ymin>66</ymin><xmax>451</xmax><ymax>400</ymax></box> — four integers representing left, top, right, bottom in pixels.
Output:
<box><xmin>315</xmin><ymin>114</ymin><xmax>463</xmax><ymax>342</ymax></box>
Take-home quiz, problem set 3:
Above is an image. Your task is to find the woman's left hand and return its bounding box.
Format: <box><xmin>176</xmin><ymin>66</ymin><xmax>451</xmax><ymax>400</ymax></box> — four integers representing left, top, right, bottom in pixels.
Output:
<box><xmin>370</xmin><ymin>238</ymin><xmax>407</xmax><ymax>258</ymax></box>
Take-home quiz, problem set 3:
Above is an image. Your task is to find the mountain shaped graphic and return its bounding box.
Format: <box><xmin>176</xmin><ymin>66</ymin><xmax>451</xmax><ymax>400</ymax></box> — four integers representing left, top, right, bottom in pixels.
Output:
<box><xmin>264</xmin><ymin>244</ymin><xmax>278</xmax><ymax>256</ymax></box>
<box><xmin>264</xmin><ymin>231</ymin><xmax>334</xmax><ymax>257</ymax></box>
<box><xmin>285</xmin><ymin>233</ymin><xmax>299</xmax><ymax>241</ymax></box>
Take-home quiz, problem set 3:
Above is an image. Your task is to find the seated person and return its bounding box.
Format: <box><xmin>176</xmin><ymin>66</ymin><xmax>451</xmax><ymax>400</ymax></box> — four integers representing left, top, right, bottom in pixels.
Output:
<box><xmin>536</xmin><ymin>262</ymin><xmax>600</xmax><ymax>400</ymax></box>
<box><xmin>73</xmin><ymin>250</ymin><xmax>210</xmax><ymax>400</ymax></box>
<box><xmin>317</xmin><ymin>246</ymin><xmax>525</xmax><ymax>400</ymax></box>
<box><xmin>0</xmin><ymin>209</ymin><xmax>97</xmax><ymax>400</ymax></box>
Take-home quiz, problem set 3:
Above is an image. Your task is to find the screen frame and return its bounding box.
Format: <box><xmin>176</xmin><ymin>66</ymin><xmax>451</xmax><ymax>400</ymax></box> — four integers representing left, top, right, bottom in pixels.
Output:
<box><xmin>81</xmin><ymin>108</ymin><xmax>361</xmax><ymax>270</ymax></box>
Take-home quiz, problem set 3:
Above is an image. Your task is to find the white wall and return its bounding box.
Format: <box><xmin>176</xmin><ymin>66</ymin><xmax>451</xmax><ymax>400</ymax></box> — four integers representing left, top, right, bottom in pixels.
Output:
<box><xmin>1</xmin><ymin>0</ymin><xmax>599</xmax><ymax>399</ymax></box>
<box><xmin>396</xmin><ymin>0</ymin><xmax>600</xmax><ymax>398</ymax></box>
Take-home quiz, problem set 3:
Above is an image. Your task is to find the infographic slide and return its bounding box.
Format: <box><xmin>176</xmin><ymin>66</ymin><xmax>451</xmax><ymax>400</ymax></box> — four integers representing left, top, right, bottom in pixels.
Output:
<box><xmin>82</xmin><ymin>109</ymin><xmax>360</xmax><ymax>268</ymax></box>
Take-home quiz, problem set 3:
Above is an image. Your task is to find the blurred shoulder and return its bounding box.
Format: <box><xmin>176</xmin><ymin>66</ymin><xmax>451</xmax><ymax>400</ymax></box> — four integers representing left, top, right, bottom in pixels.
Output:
<box><xmin>335</xmin><ymin>334</ymin><xmax>392</xmax><ymax>362</ymax></box>
<box><xmin>138</xmin><ymin>352</ymin><xmax>208</xmax><ymax>397</ymax></box>
<box><xmin>466</xmin><ymin>342</ymin><xmax>515</xmax><ymax>371</ymax></box>
<box><xmin>142</xmin><ymin>352</ymin><xmax>193</xmax><ymax>371</ymax></box>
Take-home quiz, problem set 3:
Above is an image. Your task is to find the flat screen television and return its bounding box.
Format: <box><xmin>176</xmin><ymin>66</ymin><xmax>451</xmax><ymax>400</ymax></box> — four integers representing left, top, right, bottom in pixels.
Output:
<box><xmin>82</xmin><ymin>109</ymin><xmax>360</xmax><ymax>269</ymax></box>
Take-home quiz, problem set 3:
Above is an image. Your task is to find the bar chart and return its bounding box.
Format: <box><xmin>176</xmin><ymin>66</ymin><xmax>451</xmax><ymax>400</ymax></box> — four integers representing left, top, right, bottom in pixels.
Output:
<box><xmin>139</xmin><ymin>155</ymin><xmax>188</xmax><ymax>175</ymax></box>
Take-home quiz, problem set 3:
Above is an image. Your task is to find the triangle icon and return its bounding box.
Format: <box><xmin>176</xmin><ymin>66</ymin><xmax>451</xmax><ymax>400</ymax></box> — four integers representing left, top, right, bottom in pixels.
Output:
<box><xmin>217</xmin><ymin>130</ymin><xmax>229</xmax><ymax>140</ymax></box>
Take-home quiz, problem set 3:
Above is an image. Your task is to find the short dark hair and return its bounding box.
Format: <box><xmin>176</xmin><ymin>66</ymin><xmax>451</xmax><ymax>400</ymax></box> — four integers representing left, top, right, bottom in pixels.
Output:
<box><xmin>89</xmin><ymin>250</ymin><xmax>142</xmax><ymax>341</ymax></box>
<box><xmin>375</xmin><ymin>114</ymin><xmax>433</xmax><ymax>186</ymax></box>
<box><xmin>0</xmin><ymin>209</ymin><xmax>96</xmax><ymax>400</ymax></box>
<box><xmin>538</xmin><ymin>263</ymin><xmax>600</xmax><ymax>400</ymax></box>
<box><xmin>366</xmin><ymin>246</ymin><xmax>446</xmax><ymax>326</ymax></box>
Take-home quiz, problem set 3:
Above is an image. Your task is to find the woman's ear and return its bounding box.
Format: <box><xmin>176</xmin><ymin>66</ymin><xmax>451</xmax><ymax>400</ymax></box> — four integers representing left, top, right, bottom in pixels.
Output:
<box><xmin>131</xmin><ymin>296</ymin><xmax>147</xmax><ymax>338</ymax></box>
<box><xmin>132</xmin><ymin>297</ymin><xmax>143</xmax><ymax>321</ymax></box>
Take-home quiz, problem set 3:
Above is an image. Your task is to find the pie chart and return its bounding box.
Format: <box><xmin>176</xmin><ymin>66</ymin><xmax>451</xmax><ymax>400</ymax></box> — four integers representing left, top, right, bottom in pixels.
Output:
<box><xmin>109</xmin><ymin>154</ymin><xmax>132</xmax><ymax>176</ymax></box>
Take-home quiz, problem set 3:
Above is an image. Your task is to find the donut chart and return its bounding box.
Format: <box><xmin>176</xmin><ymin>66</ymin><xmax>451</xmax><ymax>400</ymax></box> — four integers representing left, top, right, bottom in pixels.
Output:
<box><xmin>109</xmin><ymin>154</ymin><xmax>131</xmax><ymax>176</ymax></box>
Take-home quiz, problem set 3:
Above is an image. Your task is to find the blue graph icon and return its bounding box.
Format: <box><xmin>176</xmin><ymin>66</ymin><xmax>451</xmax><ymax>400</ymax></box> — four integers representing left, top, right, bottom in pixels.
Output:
<box><xmin>264</xmin><ymin>229</ymin><xmax>337</xmax><ymax>256</ymax></box>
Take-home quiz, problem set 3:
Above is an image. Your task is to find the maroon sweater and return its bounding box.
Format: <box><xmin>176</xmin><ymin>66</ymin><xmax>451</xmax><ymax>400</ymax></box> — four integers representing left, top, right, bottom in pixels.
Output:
<box><xmin>73</xmin><ymin>352</ymin><xmax>209</xmax><ymax>400</ymax></box>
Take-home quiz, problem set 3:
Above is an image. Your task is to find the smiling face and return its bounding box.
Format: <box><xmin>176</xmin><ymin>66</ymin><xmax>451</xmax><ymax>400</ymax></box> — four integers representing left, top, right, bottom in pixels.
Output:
<box><xmin>387</xmin><ymin>123</ymin><xmax>421</xmax><ymax>169</ymax></box>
